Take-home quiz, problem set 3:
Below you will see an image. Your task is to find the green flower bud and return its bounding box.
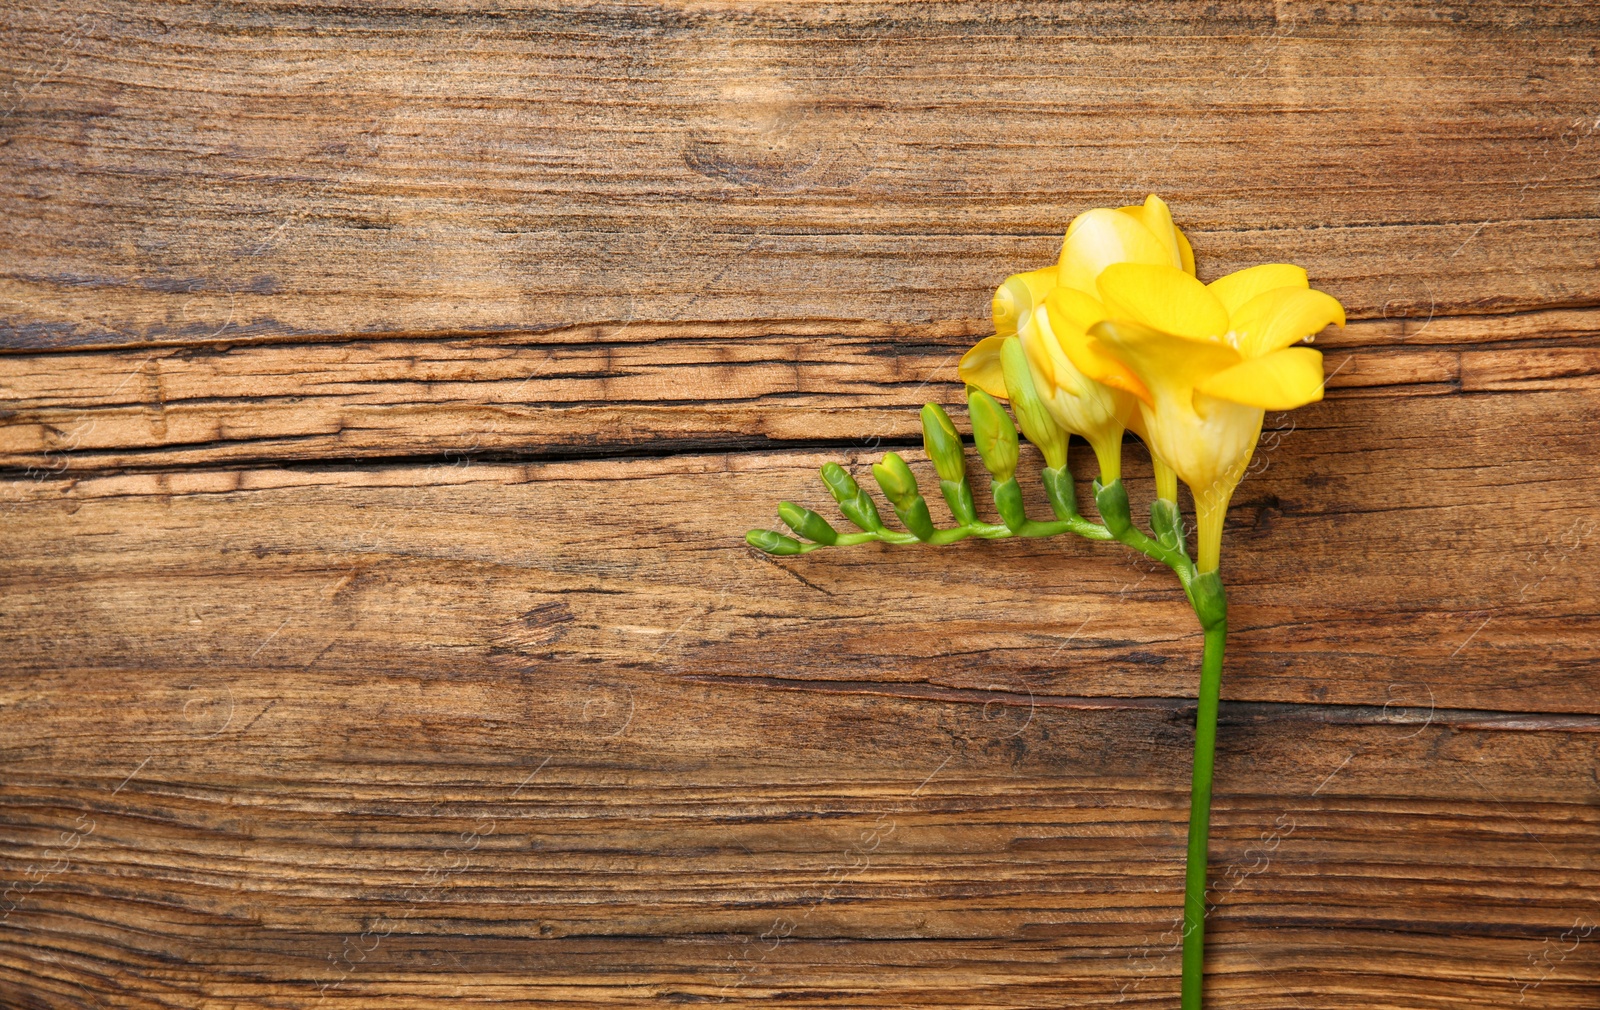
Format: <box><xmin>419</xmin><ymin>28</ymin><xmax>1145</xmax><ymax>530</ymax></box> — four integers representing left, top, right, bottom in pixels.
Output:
<box><xmin>872</xmin><ymin>452</ymin><xmax>919</xmax><ymax>508</ymax></box>
<box><xmin>1000</xmin><ymin>336</ymin><xmax>1068</xmax><ymax>470</ymax></box>
<box><xmin>820</xmin><ymin>462</ymin><xmax>883</xmax><ymax>531</ymax></box>
<box><xmin>820</xmin><ymin>461</ymin><xmax>860</xmax><ymax>503</ymax></box>
<box><xmin>778</xmin><ymin>501</ymin><xmax>839</xmax><ymax>545</ymax></box>
<box><xmin>967</xmin><ymin>386</ymin><xmax>1018</xmax><ymax>483</ymax></box>
<box><xmin>745</xmin><ymin>529</ymin><xmax>806</xmax><ymax>555</ymax></box>
<box><xmin>920</xmin><ymin>403</ymin><xmax>967</xmax><ymax>484</ymax></box>
<box><xmin>873</xmin><ymin>452</ymin><xmax>937</xmax><ymax>541</ymax></box>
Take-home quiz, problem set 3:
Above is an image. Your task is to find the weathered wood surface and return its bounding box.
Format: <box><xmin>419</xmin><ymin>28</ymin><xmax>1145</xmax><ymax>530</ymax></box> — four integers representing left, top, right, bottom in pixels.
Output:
<box><xmin>3</xmin><ymin>2</ymin><xmax>1600</xmax><ymax>1008</ymax></box>
<box><xmin>3</xmin><ymin>2</ymin><xmax>1600</xmax><ymax>348</ymax></box>
<box><xmin>3</xmin><ymin>307</ymin><xmax>1600</xmax><ymax>471</ymax></box>
<box><xmin>5</xmin><ymin>447</ymin><xmax>1599</xmax><ymax>715</ymax></box>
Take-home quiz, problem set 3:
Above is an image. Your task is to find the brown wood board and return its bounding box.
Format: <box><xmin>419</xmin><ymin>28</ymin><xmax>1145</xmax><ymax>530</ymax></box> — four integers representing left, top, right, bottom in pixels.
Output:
<box><xmin>2</xmin><ymin>2</ymin><xmax>1598</xmax><ymax>1007</ymax></box>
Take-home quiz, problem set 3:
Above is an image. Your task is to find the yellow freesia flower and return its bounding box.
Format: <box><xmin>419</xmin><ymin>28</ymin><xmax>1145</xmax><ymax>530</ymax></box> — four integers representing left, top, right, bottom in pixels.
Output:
<box><xmin>960</xmin><ymin>195</ymin><xmax>1197</xmax><ymax>482</ymax></box>
<box><xmin>1051</xmin><ymin>260</ymin><xmax>1344</xmax><ymax>573</ymax></box>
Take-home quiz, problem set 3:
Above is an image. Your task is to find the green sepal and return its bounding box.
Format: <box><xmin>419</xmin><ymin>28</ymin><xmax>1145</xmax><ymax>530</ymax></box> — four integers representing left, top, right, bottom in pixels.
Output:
<box><xmin>1189</xmin><ymin>570</ymin><xmax>1227</xmax><ymax>631</ymax></box>
<box><xmin>746</xmin><ymin>529</ymin><xmax>807</xmax><ymax>555</ymax></box>
<box><xmin>992</xmin><ymin>477</ymin><xmax>1027</xmax><ymax>533</ymax></box>
<box><xmin>1150</xmin><ymin>498</ymin><xmax>1188</xmax><ymax>558</ymax></box>
<box><xmin>939</xmin><ymin>478</ymin><xmax>978</xmax><ymax>526</ymax></box>
<box><xmin>1041</xmin><ymin>466</ymin><xmax>1079</xmax><ymax>520</ymax></box>
<box><xmin>1093</xmin><ymin>478</ymin><xmax>1132</xmax><ymax>537</ymax></box>
<box><xmin>920</xmin><ymin>403</ymin><xmax>968</xmax><ymax>484</ymax></box>
<box><xmin>967</xmin><ymin>386</ymin><xmax>1019</xmax><ymax>482</ymax></box>
<box><xmin>778</xmin><ymin>501</ymin><xmax>839</xmax><ymax>545</ymax></box>
<box><xmin>893</xmin><ymin>497</ymin><xmax>938</xmax><ymax>542</ymax></box>
<box><xmin>820</xmin><ymin>462</ymin><xmax>884</xmax><ymax>532</ymax></box>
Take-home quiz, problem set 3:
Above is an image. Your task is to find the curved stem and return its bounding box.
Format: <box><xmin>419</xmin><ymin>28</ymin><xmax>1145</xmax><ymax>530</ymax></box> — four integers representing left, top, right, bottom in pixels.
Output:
<box><xmin>1181</xmin><ymin>620</ymin><xmax>1227</xmax><ymax>1010</ymax></box>
<box><xmin>1110</xmin><ymin>524</ymin><xmax>1194</xmax><ymax>589</ymax></box>
<box><xmin>788</xmin><ymin>511</ymin><xmax>1116</xmax><ymax>552</ymax></box>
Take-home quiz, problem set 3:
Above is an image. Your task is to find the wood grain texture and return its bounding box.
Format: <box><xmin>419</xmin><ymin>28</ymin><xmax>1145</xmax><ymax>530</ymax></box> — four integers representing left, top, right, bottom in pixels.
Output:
<box><xmin>3</xmin><ymin>1</ymin><xmax>1599</xmax><ymax>348</ymax></box>
<box><xmin>3</xmin><ymin>446</ymin><xmax>1598</xmax><ymax>715</ymax></box>
<box><xmin>1</xmin><ymin>668</ymin><xmax>1597</xmax><ymax>1007</ymax></box>
<box><xmin>3</xmin><ymin>308</ymin><xmax>1599</xmax><ymax>471</ymax></box>
<box><xmin>3</xmin><ymin>2</ymin><xmax>1600</xmax><ymax>1008</ymax></box>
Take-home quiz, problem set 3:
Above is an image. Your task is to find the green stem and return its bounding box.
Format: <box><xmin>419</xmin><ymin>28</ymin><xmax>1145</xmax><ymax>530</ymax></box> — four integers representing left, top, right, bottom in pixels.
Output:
<box><xmin>1093</xmin><ymin>479</ymin><xmax>1195</xmax><ymax>587</ymax></box>
<box><xmin>1182</xmin><ymin>617</ymin><xmax>1227</xmax><ymax>1010</ymax></box>
<box><xmin>1111</xmin><ymin>524</ymin><xmax>1194</xmax><ymax>589</ymax></box>
<box><xmin>826</xmin><ymin>516</ymin><xmax>1112</xmax><ymax>549</ymax></box>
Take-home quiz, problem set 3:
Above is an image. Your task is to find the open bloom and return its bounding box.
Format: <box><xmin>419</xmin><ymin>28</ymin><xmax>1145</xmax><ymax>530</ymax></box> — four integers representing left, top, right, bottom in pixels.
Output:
<box><xmin>1049</xmin><ymin>260</ymin><xmax>1344</xmax><ymax>572</ymax></box>
<box><xmin>960</xmin><ymin>195</ymin><xmax>1197</xmax><ymax>480</ymax></box>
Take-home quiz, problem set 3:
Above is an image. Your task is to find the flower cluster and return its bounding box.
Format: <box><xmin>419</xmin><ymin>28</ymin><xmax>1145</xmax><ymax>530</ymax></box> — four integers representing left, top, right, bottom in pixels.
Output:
<box><xmin>745</xmin><ymin>194</ymin><xmax>1341</xmax><ymax>590</ymax></box>
<box><xmin>958</xmin><ymin>195</ymin><xmax>1343</xmax><ymax>572</ymax></box>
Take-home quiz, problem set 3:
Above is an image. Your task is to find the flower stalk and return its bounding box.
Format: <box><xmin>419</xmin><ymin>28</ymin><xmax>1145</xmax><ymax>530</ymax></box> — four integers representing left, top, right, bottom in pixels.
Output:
<box><xmin>1184</xmin><ymin>616</ymin><xmax>1227</xmax><ymax>1010</ymax></box>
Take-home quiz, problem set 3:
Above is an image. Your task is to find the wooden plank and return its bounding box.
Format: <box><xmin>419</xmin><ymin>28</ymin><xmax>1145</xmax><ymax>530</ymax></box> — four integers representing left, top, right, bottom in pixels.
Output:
<box><xmin>3</xmin><ymin>308</ymin><xmax>1598</xmax><ymax>471</ymax></box>
<box><xmin>3</xmin><ymin>2</ymin><xmax>1599</xmax><ymax>349</ymax></box>
<box><xmin>4</xmin><ymin>4</ymin><xmax>1598</xmax><ymax>1007</ymax></box>
<box><xmin>4</xmin><ymin>439</ymin><xmax>1596</xmax><ymax>715</ymax></box>
<box><xmin>0</xmin><ymin>667</ymin><xmax>1595</xmax><ymax>1007</ymax></box>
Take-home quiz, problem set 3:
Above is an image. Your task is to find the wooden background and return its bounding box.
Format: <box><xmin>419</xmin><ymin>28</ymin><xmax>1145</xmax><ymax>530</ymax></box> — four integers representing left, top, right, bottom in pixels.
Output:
<box><xmin>3</xmin><ymin>2</ymin><xmax>1598</xmax><ymax>1006</ymax></box>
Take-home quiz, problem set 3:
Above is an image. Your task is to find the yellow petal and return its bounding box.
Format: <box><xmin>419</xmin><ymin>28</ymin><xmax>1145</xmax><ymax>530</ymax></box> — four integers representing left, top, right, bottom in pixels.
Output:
<box><xmin>1018</xmin><ymin>309</ymin><xmax>1057</xmax><ymax>389</ymax></box>
<box><xmin>1115</xmin><ymin>194</ymin><xmax>1184</xmax><ymax>271</ymax></box>
<box><xmin>1058</xmin><ymin>208</ymin><xmax>1172</xmax><ymax>295</ymax></box>
<box><xmin>1043</xmin><ymin>288</ymin><xmax>1151</xmax><ymax>403</ymax></box>
<box><xmin>1044</xmin><ymin>285</ymin><xmax>1108</xmax><ymax>333</ymax></box>
<box><xmin>1206</xmin><ymin>264</ymin><xmax>1308</xmax><ymax>317</ymax></box>
<box><xmin>1096</xmin><ymin>263</ymin><xmax>1230</xmax><ymax>341</ymax></box>
<box><xmin>1174</xmin><ymin>225</ymin><xmax>1196</xmax><ymax>276</ymax></box>
<box><xmin>1229</xmin><ymin>286</ymin><xmax>1346</xmax><ymax>358</ymax></box>
<box><xmin>1197</xmin><ymin>346</ymin><xmax>1326</xmax><ymax>409</ymax></box>
<box><xmin>958</xmin><ymin>335</ymin><xmax>1010</xmax><ymax>399</ymax></box>
<box><xmin>1089</xmin><ymin>317</ymin><xmax>1242</xmax><ymax>396</ymax></box>
<box><xmin>992</xmin><ymin>266</ymin><xmax>1060</xmax><ymax>336</ymax></box>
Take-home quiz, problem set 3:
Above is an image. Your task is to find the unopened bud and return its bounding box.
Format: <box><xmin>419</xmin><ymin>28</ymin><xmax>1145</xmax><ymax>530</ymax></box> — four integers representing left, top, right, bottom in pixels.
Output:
<box><xmin>745</xmin><ymin>529</ymin><xmax>806</xmax><ymax>555</ymax></box>
<box><xmin>967</xmin><ymin>386</ymin><xmax>1018</xmax><ymax>483</ymax></box>
<box><xmin>873</xmin><ymin>453</ymin><xmax>936</xmax><ymax>541</ymax></box>
<box><xmin>920</xmin><ymin>403</ymin><xmax>967</xmax><ymax>484</ymax></box>
<box><xmin>872</xmin><ymin>452</ymin><xmax>919</xmax><ymax>508</ymax></box>
<box><xmin>820</xmin><ymin>461</ymin><xmax>860</xmax><ymax>503</ymax></box>
<box><xmin>820</xmin><ymin>462</ymin><xmax>883</xmax><ymax>531</ymax></box>
<box><xmin>778</xmin><ymin>501</ymin><xmax>839</xmax><ymax>545</ymax></box>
